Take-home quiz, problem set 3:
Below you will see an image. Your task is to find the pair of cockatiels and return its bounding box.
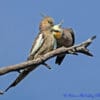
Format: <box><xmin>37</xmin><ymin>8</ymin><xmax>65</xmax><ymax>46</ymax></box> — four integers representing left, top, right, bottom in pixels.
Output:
<box><xmin>33</xmin><ymin>16</ymin><xmax>75</xmax><ymax>64</ymax></box>
<box><xmin>4</xmin><ymin>16</ymin><xmax>75</xmax><ymax>92</ymax></box>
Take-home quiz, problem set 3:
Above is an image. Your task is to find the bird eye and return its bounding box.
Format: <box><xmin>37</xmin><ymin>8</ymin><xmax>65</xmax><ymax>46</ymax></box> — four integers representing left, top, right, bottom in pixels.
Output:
<box><xmin>54</xmin><ymin>30</ymin><xmax>60</xmax><ymax>33</ymax></box>
<box><xmin>48</xmin><ymin>21</ymin><xmax>53</xmax><ymax>25</ymax></box>
<box><xmin>51</xmin><ymin>29</ymin><xmax>59</xmax><ymax>32</ymax></box>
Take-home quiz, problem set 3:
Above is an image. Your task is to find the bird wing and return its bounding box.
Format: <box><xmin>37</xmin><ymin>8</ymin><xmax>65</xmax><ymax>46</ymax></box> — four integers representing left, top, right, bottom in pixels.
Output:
<box><xmin>4</xmin><ymin>33</ymin><xmax>45</xmax><ymax>92</ymax></box>
<box><xmin>28</xmin><ymin>33</ymin><xmax>44</xmax><ymax>60</ymax></box>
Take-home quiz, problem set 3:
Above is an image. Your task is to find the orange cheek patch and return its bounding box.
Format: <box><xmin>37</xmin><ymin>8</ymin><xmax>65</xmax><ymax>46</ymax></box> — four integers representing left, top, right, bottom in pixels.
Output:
<box><xmin>40</xmin><ymin>21</ymin><xmax>49</xmax><ymax>29</ymax></box>
<box><xmin>55</xmin><ymin>32</ymin><xmax>62</xmax><ymax>39</ymax></box>
<box><xmin>43</xmin><ymin>21</ymin><xmax>48</xmax><ymax>25</ymax></box>
<box><xmin>40</xmin><ymin>21</ymin><xmax>48</xmax><ymax>26</ymax></box>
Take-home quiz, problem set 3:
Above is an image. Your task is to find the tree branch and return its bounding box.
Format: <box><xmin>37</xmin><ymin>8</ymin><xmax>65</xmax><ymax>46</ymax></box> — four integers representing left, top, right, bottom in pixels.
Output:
<box><xmin>0</xmin><ymin>35</ymin><xmax>96</xmax><ymax>76</ymax></box>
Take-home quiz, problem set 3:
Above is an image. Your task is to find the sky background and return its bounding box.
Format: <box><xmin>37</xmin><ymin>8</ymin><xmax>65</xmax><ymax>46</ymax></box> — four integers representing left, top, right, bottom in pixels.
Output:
<box><xmin>0</xmin><ymin>0</ymin><xmax>99</xmax><ymax>100</ymax></box>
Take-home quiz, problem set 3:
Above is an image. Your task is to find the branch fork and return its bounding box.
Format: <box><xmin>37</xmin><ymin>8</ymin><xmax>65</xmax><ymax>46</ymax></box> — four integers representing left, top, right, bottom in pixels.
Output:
<box><xmin>0</xmin><ymin>35</ymin><xmax>96</xmax><ymax>94</ymax></box>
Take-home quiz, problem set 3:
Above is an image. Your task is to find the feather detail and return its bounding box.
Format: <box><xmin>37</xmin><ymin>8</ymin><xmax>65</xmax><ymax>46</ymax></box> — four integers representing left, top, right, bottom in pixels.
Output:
<box><xmin>29</xmin><ymin>33</ymin><xmax>44</xmax><ymax>56</ymax></box>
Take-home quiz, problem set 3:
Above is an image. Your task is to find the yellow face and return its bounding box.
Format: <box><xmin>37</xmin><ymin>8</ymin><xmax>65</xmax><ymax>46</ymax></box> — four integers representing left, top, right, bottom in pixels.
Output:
<box><xmin>53</xmin><ymin>31</ymin><xmax>62</xmax><ymax>39</ymax></box>
<box><xmin>52</xmin><ymin>24</ymin><xmax>63</xmax><ymax>39</ymax></box>
<box><xmin>41</xmin><ymin>20</ymin><xmax>49</xmax><ymax>26</ymax></box>
<box><xmin>40</xmin><ymin>17</ymin><xmax>54</xmax><ymax>28</ymax></box>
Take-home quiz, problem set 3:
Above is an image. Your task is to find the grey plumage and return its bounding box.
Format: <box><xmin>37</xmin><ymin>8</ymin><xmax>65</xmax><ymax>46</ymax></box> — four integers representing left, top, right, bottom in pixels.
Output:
<box><xmin>4</xmin><ymin>16</ymin><xmax>55</xmax><ymax>92</ymax></box>
<box><xmin>55</xmin><ymin>28</ymin><xmax>75</xmax><ymax>65</ymax></box>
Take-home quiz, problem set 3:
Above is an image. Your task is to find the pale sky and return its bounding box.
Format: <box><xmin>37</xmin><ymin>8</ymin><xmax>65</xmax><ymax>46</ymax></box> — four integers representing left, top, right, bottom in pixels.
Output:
<box><xmin>0</xmin><ymin>0</ymin><xmax>99</xmax><ymax>100</ymax></box>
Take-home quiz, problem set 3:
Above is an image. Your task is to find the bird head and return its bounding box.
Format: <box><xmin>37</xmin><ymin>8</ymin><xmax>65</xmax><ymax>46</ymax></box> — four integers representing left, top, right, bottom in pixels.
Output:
<box><xmin>39</xmin><ymin>14</ymin><xmax>54</xmax><ymax>31</ymax></box>
<box><xmin>51</xmin><ymin>21</ymin><xmax>63</xmax><ymax>39</ymax></box>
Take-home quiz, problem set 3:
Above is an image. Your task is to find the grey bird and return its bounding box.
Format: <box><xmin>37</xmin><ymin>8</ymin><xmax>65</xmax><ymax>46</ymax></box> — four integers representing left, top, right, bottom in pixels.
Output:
<box><xmin>4</xmin><ymin>20</ymin><xmax>63</xmax><ymax>92</ymax></box>
<box><xmin>55</xmin><ymin>28</ymin><xmax>75</xmax><ymax>65</ymax></box>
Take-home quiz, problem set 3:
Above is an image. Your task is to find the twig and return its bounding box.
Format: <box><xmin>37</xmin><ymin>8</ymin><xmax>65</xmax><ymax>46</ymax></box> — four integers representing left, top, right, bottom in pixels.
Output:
<box><xmin>0</xmin><ymin>35</ymin><xmax>96</xmax><ymax>76</ymax></box>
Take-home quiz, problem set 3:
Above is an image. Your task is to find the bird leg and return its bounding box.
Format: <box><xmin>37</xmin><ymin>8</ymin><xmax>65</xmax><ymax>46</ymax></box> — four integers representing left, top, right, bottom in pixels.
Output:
<box><xmin>67</xmin><ymin>49</ymin><xmax>78</xmax><ymax>55</ymax></box>
<box><xmin>16</xmin><ymin>69</ymin><xmax>22</xmax><ymax>73</ymax></box>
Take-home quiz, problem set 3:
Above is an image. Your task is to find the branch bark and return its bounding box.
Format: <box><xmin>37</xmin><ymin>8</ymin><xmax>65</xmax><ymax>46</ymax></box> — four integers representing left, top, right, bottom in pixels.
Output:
<box><xmin>0</xmin><ymin>35</ymin><xmax>96</xmax><ymax>76</ymax></box>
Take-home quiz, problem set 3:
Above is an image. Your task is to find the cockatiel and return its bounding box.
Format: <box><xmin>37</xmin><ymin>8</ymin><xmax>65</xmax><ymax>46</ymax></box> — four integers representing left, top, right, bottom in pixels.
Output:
<box><xmin>4</xmin><ymin>18</ymin><xmax>63</xmax><ymax>92</ymax></box>
<box><xmin>52</xmin><ymin>24</ymin><xmax>75</xmax><ymax>65</ymax></box>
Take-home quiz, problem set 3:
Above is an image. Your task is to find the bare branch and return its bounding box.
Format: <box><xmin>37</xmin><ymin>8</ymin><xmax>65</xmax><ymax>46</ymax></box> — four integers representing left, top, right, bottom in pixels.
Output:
<box><xmin>0</xmin><ymin>35</ymin><xmax>96</xmax><ymax>76</ymax></box>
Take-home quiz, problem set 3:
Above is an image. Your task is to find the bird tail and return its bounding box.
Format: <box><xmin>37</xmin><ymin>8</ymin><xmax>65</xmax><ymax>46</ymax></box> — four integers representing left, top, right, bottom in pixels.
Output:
<box><xmin>55</xmin><ymin>54</ymin><xmax>66</xmax><ymax>65</ymax></box>
<box><xmin>55</xmin><ymin>53</ymin><xmax>78</xmax><ymax>65</ymax></box>
<box><xmin>4</xmin><ymin>65</ymin><xmax>38</xmax><ymax>92</ymax></box>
